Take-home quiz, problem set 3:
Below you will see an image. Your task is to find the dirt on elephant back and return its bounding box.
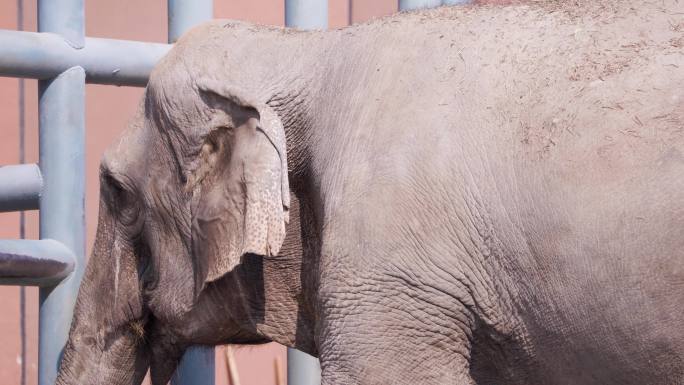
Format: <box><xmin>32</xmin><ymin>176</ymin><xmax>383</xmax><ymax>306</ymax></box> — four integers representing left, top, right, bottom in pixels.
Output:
<box><xmin>474</xmin><ymin>0</ymin><xmax>550</xmax><ymax>4</ymax></box>
<box><xmin>473</xmin><ymin>0</ymin><xmax>613</xmax><ymax>10</ymax></box>
<box><xmin>473</xmin><ymin>0</ymin><xmax>575</xmax><ymax>4</ymax></box>
<box><xmin>475</xmin><ymin>0</ymin><xmax>527</xmax><ymax>4</ymax></box>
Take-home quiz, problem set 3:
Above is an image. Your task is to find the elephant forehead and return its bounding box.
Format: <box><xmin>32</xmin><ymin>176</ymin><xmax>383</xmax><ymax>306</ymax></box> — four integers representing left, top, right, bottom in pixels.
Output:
<box><xmin>144</xmin><ymin>75</ymin><xmax>214</xmax><ymax>165</ymax></box>
<box><xmin>102</xmin><ymin>101</ymin><xmax>151</xmax><ymax>176</ymax></box>
<box><xmin>148</xmin><ymin>75</ymin><xmax>205</xmax><ymax>127</ymax></box>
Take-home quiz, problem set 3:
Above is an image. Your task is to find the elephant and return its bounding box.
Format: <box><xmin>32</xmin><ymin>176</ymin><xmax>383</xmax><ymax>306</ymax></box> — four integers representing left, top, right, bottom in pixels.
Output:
<box><xmin>56</xmin><ymin>1</ymin><xmax>684</xmax><ymax>384</ymax></box>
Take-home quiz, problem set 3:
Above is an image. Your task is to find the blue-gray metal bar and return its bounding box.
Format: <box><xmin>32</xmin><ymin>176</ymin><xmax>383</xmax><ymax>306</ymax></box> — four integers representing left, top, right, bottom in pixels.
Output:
<box><xmin>0</xmin><ymin>239</ymin><xmax>75</xmax><ymax>286</ymax></box>
<box><xmin>171</xmin><ymin>346</ymin><xmax>216</xmax><ymax>385</ymax></box>
<box><xmin>0</xmin><ymin>30</ymin><xmax>171</xmax><ymax>87</ymax></box>
<box><xmin>285</xmin><ymin>0</ymin><xmax>328</xmax><ymax>29</ymax></box>
<box><xmin>399</xmin><ymin>0</ymin><xmax>442</xmax><ymax>10</ymax></box>
<box><xmin>168</xmin><ymin>0</ymin><xmax>214</xmax><ymax>43</ymax></box>
<box><xmin>38</xmin><ymin>64</ymin><xmax>86</xmax><ymax>385</ymax></box>
<box><xmin>285</xmin><ymin>1</ymin><xmax>325</xmax><ymax>384</ymax></box>
<box><xmin>36</xmin><ymin>0</ymin><xmax>84</xmax><ymax>48</ymax></box>
<box><xmin>168</xmin><ymin>1</ymin><xmax>215</xmax><ymax>384</ymax></box>
<box><xmin>287</xmin><ymin>348</ymin><xmax>322</xmax><ymax>385</ymax></box>
<box><xmin>0</xmin><ymin>163</ymin><xmax>42</xmax><ymax>212</ymax></box>
<box><xmin>37</xmin><ymin>2</ymin><xmax>86</xmax><ymax>385</ymax></box>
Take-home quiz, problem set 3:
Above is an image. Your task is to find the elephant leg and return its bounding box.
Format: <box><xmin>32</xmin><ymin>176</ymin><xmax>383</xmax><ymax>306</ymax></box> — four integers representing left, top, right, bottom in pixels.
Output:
<box><xmin>317</xmin><ymin>324</ymin><xmax>475</xmax><ymax>385</ymax></box>
<box><xmin>319</xmin><ymin>359</ymin><xmax>475</xmax><ymax>385</ymax></box>
<box><xmin>316</xmin><ymin>277</ymin><xmax>477</xmax><ymax>385</ymax></box>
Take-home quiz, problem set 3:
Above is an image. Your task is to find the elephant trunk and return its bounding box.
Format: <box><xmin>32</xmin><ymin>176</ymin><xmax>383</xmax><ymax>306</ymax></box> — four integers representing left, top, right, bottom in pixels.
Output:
<box><xmin>56</xmin><ymin>195</ymin><xmax>150</xmax><ymax>385</ymax></box>
<box><xmin>57</xmin><ymin>333</ymin><xmax>149</xmax><ymax>385</ymax></box>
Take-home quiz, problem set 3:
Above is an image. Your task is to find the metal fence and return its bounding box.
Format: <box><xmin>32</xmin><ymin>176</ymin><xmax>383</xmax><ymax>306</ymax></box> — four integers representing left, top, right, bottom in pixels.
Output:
<box><xmin>0</xmin><ymin>0</ymin><xmax>467</xmax><ymax>384</ymax></box>
<box><xmin>0</xmin><ymin>1</ymin><xmax>210</xmax><ymax>384</ymax></box>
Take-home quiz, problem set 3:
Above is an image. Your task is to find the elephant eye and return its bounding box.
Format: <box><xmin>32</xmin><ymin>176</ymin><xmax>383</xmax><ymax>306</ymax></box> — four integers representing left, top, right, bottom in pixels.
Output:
<box><xmin>104</xmin><ymin>173</ymin><xmax>130</xmax><ymax>204</ymax></box>
<box><xmin>102</xmin><ymin>172</ymin><xmax>140</xmax><ymax>226</ymax></box>
<box><xmin>106</xmin><ymin>175</ymin><xmax>125</xmax><ymax>199</ymax></box>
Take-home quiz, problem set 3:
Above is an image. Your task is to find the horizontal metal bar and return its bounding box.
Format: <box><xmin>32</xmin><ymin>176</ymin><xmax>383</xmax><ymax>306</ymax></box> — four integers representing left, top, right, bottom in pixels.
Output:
<box><xmin>0</xmin><ymin>239</ymin><xmax>75</xmax><ymax>287</ymax></box>
<box><xmin>0</xmin><ymin>29</ymin><xmax>171</xmax><ymax>86</ymax></box>
<box><xmin>0</xmin><ymin>163</ymin><xmax>42</xmax><ymax>212</ymax></box>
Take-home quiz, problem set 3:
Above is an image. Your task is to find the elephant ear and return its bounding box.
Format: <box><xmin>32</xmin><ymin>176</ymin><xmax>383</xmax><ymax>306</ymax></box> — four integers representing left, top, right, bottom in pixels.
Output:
<box><xmin>189</xmin><ymin>77</ymin><xmax>290</xmax><ymax>290</ymax></box>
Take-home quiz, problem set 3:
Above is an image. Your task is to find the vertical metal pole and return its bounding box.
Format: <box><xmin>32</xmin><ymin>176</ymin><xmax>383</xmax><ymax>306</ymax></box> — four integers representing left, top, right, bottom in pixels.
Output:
<box><xmin>38</xmin><ymin>68</ymin><xmax>86</xmax><ymax>385</ymax></box>
<box><xmin>167</xmin><ymin>1</ymin><xmax>215</xmax><ymax>384</ymax></box>
<box><xmin>172</xmin><ymin>346</ymin><xmax>216</xmax><ymax>385</ymax></box>
<box><xmin>399</xmin><ymin>0</ymin><xmax>441</xmax><ymax>10</ymax></box>
<box><xmin>285</xmin><ymin>0</ymin><xmax>328</xmax><ymax>30</ymax></box>
<box><xmin>17</xmin><ymin>2</ymin><xmax>27</xmax><ymax>383</ymax></box>
<box><xmin>287</xmin><ymin>348</ymin><xmax>322</xmax><ymax>385</ymax></box>
<box><xmin>37</xmin><ymin>0</ymin><xmax>85</xmax><ymax>48</ymax></box>
<box><xmin>37</xmin><ymin>2</ymin><xmax>85</xmax><ymax>385</ymax></box>
<box><xmin>284</xmin><ymin>2</ymin><xmax>325</xmax><ymax>383</ymax></box>
<box><xmin>168</xmin><ymin>0</ymin><xmax>214</xmax><ymax>43</ymax></box>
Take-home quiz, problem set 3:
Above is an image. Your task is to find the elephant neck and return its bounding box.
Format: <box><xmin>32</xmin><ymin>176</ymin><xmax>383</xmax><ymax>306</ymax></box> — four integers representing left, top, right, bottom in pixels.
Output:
<box><xmin>216</xmin><ymin>23</ymin><xmax>329</xmax><ymax>353</ymax></box>
<box><xmin>254</xmin><ymin>188</ymin><xmax>320</xmax><ymax>354</ymax></box>
<box><xmin>268</xmin><ymin>85</ymin><xmax>316</xmax><ymax>186</ymax></box>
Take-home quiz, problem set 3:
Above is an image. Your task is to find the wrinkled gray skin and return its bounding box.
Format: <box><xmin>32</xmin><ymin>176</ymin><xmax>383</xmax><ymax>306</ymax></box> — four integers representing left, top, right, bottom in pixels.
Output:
<box><xmin>56</xmin><ymin>1</ymin><xmax>684</xmax><ymax>384</ymax></box>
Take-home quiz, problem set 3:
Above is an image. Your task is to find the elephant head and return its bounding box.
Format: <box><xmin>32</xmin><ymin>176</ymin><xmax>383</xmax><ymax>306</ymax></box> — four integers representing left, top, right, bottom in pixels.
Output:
<box><xmin>55</xmin><ymin>24</ymin><xmax>305</xmax><ymax>384</ymax></box>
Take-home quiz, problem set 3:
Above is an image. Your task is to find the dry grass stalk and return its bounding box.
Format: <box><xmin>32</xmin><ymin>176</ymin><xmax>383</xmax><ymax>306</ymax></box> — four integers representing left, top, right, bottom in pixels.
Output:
<box><xmin>274</xmin><ymin>356</ymin><xmax>285</xmax><ymax>385</ymax></box>
<box><xmin>224</xmin><ymin>346</ymin><xmax>241</xmax><ymax>385</ymax></box>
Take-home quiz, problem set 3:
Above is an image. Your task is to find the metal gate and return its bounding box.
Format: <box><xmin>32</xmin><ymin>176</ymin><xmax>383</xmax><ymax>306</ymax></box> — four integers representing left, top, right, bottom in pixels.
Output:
<box><xmin>0</xmin><ymin>1</ymin><xmax>211</xmax><ymax>383</ymax></box>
